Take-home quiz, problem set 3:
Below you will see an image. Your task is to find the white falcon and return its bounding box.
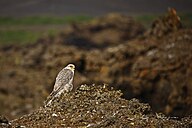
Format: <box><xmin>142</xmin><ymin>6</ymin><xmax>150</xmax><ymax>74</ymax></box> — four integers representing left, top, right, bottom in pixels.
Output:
<box><xmin>46</xmin><ymin>64</ymin><xmax>75</xmax><ymax>106</ymax></box>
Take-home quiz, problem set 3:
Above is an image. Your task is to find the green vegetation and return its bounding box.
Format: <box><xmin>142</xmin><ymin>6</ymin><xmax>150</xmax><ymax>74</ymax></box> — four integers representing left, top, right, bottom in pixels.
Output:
<box><xmin>0</xmin><ymin>16</ymin><xmax>92</xmax><ymax>25</ymax></box>
<box><xmin>0</xmin><ymin>14</ymin><xmax>191</xmax><ymax>46</ymax></box>
<box><xmin>134</xmin><ymin>13</ymin><xmax>192</xmax><ymax>28</ymax></box>
<box><xmin>179</xmin><ymin>13</ymin><xmax>192</xmax><ymax>27</ymax></box>
<box><xmin>134</xmin><ymin>14</ymin><xmax>158</xmax><ymax>28</ymax></box>
<box><xmin>0</xmin><ymin>30</ymin><xmax>60</xmax><ymax>45</ymax></box>
<box><xmin>0</xmin><ymin>16</ymin><xmax>92</xmax><ymax>45</ymax></box>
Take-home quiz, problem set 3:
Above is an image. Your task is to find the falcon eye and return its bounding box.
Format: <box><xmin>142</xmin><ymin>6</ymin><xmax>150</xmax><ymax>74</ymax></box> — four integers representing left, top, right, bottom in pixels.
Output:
<box><xmin>68</xmin><ymin>64</ymin><xmax>75</xmax><ymax>69</ymax></box>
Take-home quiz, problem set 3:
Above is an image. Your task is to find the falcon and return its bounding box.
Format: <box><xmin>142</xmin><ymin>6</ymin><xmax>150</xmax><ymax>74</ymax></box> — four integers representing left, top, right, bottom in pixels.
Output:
<box><xmin>46</xmin><ymin>64</ymin><xmax>75</xmax><ymax>106</ymax></box>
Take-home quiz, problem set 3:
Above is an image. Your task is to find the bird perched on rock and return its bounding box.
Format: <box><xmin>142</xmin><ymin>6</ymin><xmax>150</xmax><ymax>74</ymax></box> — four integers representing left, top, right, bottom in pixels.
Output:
<box><xmin>45</xmin><ymin>64</ymin><xmax>75</xmax><ymax>106</ymax></box>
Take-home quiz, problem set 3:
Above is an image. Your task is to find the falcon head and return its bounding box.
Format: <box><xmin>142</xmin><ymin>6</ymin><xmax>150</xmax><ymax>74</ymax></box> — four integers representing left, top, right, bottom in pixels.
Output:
<box><xmin>65</xmin><ymin>64</ymin><xmax>75</xmax><ymax>71</ymax></box>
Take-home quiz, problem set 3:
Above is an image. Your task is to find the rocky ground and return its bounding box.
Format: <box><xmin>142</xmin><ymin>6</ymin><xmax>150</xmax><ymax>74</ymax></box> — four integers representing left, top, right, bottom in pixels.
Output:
<box><xmin>1</xmin><ymin>84</ymin><xmax>192</xmax><ymax>128</ymax></box>
<box><xmin>0</xmin><ymin>9</ymin><xmax>192</xmax><ymax>127</ymax></box>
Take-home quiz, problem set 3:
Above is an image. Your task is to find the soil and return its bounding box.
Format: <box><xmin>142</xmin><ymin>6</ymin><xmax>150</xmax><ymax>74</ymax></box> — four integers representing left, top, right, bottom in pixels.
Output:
<box><xmin>0</xmin><ymin>9</ymin><xmax>192</xmax><ymax>127</ymax></box>
<box><xmin>2</xmin><ymin>85</ymin><xmax>191</xmax><ymax>128</ymax></box>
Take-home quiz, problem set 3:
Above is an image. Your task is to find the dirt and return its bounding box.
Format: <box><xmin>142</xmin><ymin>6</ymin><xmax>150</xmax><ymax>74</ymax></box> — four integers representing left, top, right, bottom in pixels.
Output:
<box><xmin>1</xmin><ymin>84</ymin><xmax>191</xmax><ymax>128</ymax></box>
<box><xmin>0</xmin><ymin>9</ymin><xmax>192</xmax><ymax>127</ymax></box>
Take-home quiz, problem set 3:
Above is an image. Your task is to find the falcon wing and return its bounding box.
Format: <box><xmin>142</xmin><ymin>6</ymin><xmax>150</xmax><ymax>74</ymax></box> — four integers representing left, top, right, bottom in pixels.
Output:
<box><xmin>53</xmin><ymin>68</ymin><xmax>73</xmax><ymax>92</ymax></box>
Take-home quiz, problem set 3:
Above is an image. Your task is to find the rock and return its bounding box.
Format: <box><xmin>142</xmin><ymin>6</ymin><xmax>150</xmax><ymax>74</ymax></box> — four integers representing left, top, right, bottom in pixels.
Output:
<box><xmin>0</xmin><ymin>115</ymin><xmax>11</xmax><ymax>128</ymax></box>
<box><xmin>10</xmin><ymin>85</ymin><xmax>192</xmax><ymax>127</ymax></box>
<box><xmin>146</xmin><ymin>8</ymin><xmax>182</xmax><ymax>38</ymax></box>
<box><xmin>0</xmin><ymin>10</ymin><xmax>192</xmax><ymax>120</ymax></box>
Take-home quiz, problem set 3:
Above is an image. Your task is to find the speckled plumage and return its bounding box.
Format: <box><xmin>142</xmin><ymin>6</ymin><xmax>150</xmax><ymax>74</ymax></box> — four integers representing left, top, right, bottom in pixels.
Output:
<box><xmin>46</xmin><ymin>64</ymin><xmax>75</xmax><ymax>106</ymax></box>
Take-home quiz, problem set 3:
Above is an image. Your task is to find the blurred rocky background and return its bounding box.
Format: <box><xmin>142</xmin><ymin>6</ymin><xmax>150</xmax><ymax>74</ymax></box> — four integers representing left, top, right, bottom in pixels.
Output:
<box><xmin>0</xmin><ymin>0</ymin><xmax>192</xmax><ymax>121</ymax></box>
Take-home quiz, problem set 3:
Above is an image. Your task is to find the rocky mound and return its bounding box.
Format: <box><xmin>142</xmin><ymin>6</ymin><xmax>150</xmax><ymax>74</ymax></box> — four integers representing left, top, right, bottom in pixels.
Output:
<box><xmin>1</xmin><ymin>85</ymin><xmax>191</xmax><ymax>128</ymax></box>
<box><xmin>58</xmin><ymin>13</ymin><xmax>145</xmax><ymax>49</ymax></box>
<box><xmin>0</xmin><ymin>9</ymin><xmax>192</xmax><ymax>121</ymax></box>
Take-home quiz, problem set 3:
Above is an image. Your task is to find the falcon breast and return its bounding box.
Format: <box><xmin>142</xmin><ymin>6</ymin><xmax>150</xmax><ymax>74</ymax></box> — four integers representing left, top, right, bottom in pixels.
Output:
<box><xmin>45</xmin><ymin>64</ymin><xmax>75</xmax><ymax>106</ymax></box>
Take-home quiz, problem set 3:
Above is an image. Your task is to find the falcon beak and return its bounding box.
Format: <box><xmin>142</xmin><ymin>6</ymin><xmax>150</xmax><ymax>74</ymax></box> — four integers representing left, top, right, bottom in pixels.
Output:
<box><xmin>67</xmin><ymin>64</ymin><xmax>75</xmax><ymax>71</ymax></box>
